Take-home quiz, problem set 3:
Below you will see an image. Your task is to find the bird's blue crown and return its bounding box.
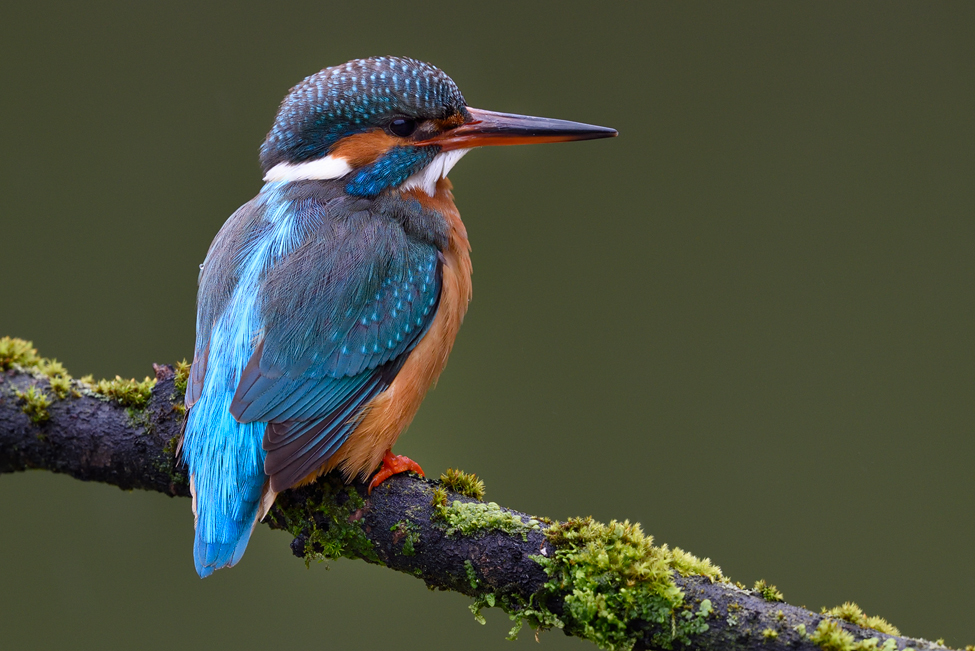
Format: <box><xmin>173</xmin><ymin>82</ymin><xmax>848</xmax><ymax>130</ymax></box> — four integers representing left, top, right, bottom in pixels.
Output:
<box><xmin>260</xmin><ymin>56</ymin><xmax>468</xmax><ymax>180</ymax></box>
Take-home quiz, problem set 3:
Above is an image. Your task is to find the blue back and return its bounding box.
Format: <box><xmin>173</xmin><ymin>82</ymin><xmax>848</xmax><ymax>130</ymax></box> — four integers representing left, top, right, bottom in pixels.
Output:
<box><xmin>183</xmin><ymin>179</ymin><xmax>447</xmax><ymax>576</ymax></box>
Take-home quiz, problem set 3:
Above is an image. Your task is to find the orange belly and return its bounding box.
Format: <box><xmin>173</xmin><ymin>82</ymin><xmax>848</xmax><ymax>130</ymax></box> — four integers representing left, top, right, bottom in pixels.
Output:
<box><xmin>299</xmin><ymin>178</ymin><xmax>472</xmax><ymax>484</ymax></box>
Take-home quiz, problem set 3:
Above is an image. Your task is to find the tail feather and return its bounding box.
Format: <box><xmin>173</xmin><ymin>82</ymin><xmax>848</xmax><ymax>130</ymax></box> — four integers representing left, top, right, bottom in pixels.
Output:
<box><xmin>183</xmin><ymin>385</ymin><xmax>268</xmax><ymax>578</ymax></box>
<box><xmin>191</xmin><ymin>473</ymin><xmax>264</xmax><ymax>577</ymax></box>
<box><xmin>193</xmin><ymin>511</ymin><xmax>259</xmax><ymax>577</ymax></box>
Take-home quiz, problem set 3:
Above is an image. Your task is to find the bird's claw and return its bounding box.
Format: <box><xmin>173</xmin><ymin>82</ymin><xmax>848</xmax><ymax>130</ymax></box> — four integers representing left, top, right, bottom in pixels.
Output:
<box><xmin>367</xmin><ymin>449</ymin><xmax>425</xmax><ymax>493</ymax></box>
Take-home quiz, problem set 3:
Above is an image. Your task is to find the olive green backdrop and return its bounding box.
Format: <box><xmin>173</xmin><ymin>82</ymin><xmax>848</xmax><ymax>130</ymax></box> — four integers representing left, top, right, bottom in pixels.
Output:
<box><xmin>1</xmin><ymin>2</ymin><xmax>973</xmax><ymax>649</ymax></box>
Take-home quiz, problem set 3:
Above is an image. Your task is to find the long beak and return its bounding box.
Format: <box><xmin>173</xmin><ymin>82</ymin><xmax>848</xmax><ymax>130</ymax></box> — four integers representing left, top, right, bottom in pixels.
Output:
<box><xmin>421</xmin><ymin>107</ymin><xmax>617</xmax><ymax>151</ymax></box>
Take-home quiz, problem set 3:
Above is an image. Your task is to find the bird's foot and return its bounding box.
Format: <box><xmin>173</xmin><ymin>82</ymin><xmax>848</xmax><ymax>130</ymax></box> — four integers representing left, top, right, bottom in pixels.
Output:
<box><xmin>367</xmin><ymin>450</ymin><xmax>425</xmax><ymax>493</ymax></box>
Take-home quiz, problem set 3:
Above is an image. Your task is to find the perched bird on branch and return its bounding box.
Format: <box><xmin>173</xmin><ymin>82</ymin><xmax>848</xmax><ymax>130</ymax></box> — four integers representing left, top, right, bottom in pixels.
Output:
<box><xmin>181</xmin><ymin>56</ymin><xmax>616</xmax><ymax>577</ymax></box>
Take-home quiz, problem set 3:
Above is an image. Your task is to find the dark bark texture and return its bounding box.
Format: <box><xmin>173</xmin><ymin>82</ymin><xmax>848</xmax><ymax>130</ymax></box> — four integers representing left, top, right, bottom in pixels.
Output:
<box><xmin>0</xmin><ymin>363</ymin><xmax>949</xmax><ymax>651</ymax></box>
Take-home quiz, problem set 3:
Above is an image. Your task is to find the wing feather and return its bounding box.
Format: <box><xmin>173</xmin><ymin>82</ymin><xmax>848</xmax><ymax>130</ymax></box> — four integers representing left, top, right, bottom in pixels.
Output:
<box><xmin>227</xmin><ymin>213</ymin><xmax>443</xmax><ymax>493</ymax></box>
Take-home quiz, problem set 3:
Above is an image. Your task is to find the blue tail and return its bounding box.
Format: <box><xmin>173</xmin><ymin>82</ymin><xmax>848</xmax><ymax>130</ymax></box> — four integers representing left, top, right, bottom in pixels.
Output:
<box><xmin>191</xmin><ymin>471</ymin><xmax>263</xmax><ymax>578</ymax></box>
<box><xmin>183</xmin><ymin>383</ymin><xmax>267</xmax><ymax>578</ymax></box>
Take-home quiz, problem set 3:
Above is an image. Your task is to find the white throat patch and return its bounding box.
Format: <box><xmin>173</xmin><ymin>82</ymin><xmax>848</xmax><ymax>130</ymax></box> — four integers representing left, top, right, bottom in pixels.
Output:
<box><xmin>401</xmin><ymin>149</ymin><xmax>471</xmax><ymax>196</ymax></box>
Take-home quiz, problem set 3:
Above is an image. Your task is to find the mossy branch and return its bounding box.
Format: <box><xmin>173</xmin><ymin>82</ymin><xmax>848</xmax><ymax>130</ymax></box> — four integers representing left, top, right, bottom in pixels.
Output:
<box><xmin>0</xmin><ymin>341</ymin><xmax>959</xmax><ymax>651</ymax></box>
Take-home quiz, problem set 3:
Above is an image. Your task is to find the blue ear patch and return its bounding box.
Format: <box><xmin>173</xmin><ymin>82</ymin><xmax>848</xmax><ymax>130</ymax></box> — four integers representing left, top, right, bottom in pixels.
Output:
<box><xmin>345</xmin><ymin>146</ymin><xmax>439</xmax><ymax>197</ymax></box>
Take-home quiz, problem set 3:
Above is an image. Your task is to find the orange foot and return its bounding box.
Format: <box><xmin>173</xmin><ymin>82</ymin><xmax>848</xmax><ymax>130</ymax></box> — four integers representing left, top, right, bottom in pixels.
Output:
<box><xmin>367</xmin><ymin>449</ymin><xmax>425</xmax><ymax>494</ymax></box>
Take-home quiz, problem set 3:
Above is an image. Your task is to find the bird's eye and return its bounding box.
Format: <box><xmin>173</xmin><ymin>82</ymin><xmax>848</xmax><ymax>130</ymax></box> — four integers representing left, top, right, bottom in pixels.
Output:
<box><xmin>388</xmin><ymin>117</ymin><xmax>418</xmax><ymax>138</ymax></box>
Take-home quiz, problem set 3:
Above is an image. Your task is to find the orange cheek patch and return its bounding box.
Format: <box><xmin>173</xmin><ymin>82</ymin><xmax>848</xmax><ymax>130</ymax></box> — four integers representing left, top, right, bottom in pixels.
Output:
<box><xmin>329</xmin><ymin>129</ymin><xmax>403</xmax><ymax>167</ymax></box>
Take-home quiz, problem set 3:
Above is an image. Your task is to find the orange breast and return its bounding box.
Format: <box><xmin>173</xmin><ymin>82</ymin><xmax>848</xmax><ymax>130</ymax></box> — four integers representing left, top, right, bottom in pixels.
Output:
<box><xmin>301</xmin><ymin>178</ymin><xmax>473</xmax><ymax>483</ymax></box>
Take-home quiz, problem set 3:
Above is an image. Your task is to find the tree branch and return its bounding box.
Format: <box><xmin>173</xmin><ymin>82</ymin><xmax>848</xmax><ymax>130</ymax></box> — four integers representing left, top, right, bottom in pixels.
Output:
<box><xmin>0</xmin><ymin>353</ymin><xmax>950</xmax><ymax>651</ymax></box>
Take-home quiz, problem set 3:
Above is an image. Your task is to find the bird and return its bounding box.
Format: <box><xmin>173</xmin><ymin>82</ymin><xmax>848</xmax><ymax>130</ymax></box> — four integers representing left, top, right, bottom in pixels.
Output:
<box><xmin>181</xmin><ymin>56</ymin><xmax>616</xmax><ymax>577</ymax></box>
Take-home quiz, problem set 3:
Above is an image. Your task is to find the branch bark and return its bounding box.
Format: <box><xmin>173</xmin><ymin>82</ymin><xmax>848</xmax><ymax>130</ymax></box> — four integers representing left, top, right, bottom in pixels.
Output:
<box><xmin>0</xmin><ymin>362</ymin><xmax>948</xmax><ymax>651</ymax></box>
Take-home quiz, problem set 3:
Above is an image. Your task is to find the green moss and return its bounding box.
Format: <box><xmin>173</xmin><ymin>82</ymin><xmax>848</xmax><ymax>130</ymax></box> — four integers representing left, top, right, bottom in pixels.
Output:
<box><xmin>1</xmin><ymin>338</ymin><xmax>80</xmax><ymax>400</ymax></box>
<box><xmin>810</xmin><ymin>620</ymin><xmax>855</xmax><ymax>651</ymax></box>
<box><xmin>667</xmin><ymin>546</ymin><xmax>724</xmax><ymax>581</ymax></box>
<box><xmin>465</xmin><ymin>560</ymin><xmax>479</xmax><ymax>589</ymax></box>
<box><xmin>433</xmin><ymin>499</ymin><xmax>540</xmax><ymax>540</ymax></box>
<box><xmin>402</xmin><ymin>527</ymin><xmax>419</xmax><ymax>556</ymax></box>
<box><xmin>762</xmin><ymin>628</ymin><xmax>779</xmax><ymax>641</ymax></box>
<box><xmin>39</xmin><ymin>359</ymin><xmax>76</xmax><ymax>398</ymax></box>
<box><xmin>37</xmin><ymin>357</ymin><xmax>67</xmax><ymax>378</ymax></box>
<box><xmin>390</xmin><ymin>519</ymin><xmax>421</xmax><ymax>556</ymax></box>
<box><xmin>162</xmin><ymin>433</ymin><xmax>181</xmax><ymax>457</ymax></box>
<box><xmin>84</xmin><ymin>375</ymin><xmax>156</xmax><ymax>409</ymax></box>
<box><xmin>470</xmin><ymin>596</ymin><xmax>490</xmax><ymax>625</ymax></box>
<box><xmin>274</xmin><ymin>480</ymin><xmax>379</xmax><ymax>567</ymax></box>
<box><xmin>530</xmin><ymin>517</ymin><xmax>721</xmax><ymax>651</ymax></box>
<box><xmin>440</xmin><ymin>468</ymin><xmax>486</xmax><ymax>500</ymax></box>
<box><xmin>503</xmin><ymin>593</ymin><xmax>567</xmax><ymax>641</ymax></box>
<box><xmin>810</xmin><ymin>619</ymin><xmax>898</xmax><ymax>651</ymax></box>
<box><xmin>453</xmin><ymin>512</ymin><xmax>719</xmax><ymax>649</ymax></box>
<box><xmin>15</xmin><ymin>385</ymin><xmax>52</xmax><ymax>424</ymax></box>
<box><xmin>157</xmin><ymin>433</ymin><xmax>188</xmax><ymax>486</ymax></box>
<box><xmin>0</xmin><ymin>337</ymin><xmax>41</xmax><ymax>370</ymax></box>
<box><xmin>431</xmin><ymin>486</ymin><xmax>448</xmax><ymax>509</ymax></box>
<box><xmin>173</xmin><ymin>359</ymin><xmax>190</xmax><ymax>394</ymax></box>
<box><xmin>0</xmin><ymin>337</ymin><xmax>162</xmax><ymax>426</ymax></box>
<box><xmin>674</xmin><ymin>598</ymin><xmax>713</xmax><ymax>641</ymax></box>
<box><xmin>822</xmin><ymin>602</ymin><xmax>900</xmax><ymax>636</ymax></box>
<box><xmin>47</xmin><ymin>375</ymin><xmax>73</xmax><ymax>399</ymax></box>
<box><xmin>469</xmin><ymin>591</ymin><xmax>564</xmax><ymax>641</ymax></box>
<box><xmin>754</xmin><ymin>579</ymin><xmax>784</xmax><ymax>602</ymax></box>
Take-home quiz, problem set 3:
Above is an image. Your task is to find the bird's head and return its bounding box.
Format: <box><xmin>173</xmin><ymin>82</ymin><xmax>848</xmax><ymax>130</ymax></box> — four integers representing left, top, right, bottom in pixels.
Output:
<box><xmin>260</xmin><ymin>56</ymin><xmax>616</xmax><ymax>198</ymax></box>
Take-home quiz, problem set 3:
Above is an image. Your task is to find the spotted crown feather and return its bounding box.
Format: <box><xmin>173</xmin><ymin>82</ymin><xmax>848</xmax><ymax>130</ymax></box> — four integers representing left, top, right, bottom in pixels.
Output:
<box><xmin>260</xmin><ymin>56</ymin><xmax>468</xmax><ymax>171</ymax></box>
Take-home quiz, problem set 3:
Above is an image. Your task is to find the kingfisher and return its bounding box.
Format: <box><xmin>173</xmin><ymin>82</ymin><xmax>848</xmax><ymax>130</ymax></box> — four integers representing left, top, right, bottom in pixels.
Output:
<box><xmin>181</xmin><ymin>56</ymin><xmax>616</xmax><ymax>577</ymax></box>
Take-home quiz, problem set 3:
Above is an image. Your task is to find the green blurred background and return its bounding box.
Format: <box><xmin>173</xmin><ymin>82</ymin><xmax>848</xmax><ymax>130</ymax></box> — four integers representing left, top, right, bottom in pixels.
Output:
<box><xmin>2</xmin><ymin>2</ymin><xmax>973</xmax><ymax>648</ymax></box>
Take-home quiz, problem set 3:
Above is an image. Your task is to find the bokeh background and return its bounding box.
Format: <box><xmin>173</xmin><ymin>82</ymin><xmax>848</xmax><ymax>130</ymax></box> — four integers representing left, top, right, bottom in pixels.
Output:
<box><xmin>2</xmin><ymin>2</ymin><xmax>973</xmax><ymax>649</ymax></box>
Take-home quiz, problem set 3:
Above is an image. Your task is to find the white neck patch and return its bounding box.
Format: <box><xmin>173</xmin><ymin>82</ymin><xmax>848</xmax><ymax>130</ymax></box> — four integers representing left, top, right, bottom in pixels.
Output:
<box><xmin>261</xmin><ymin>147</ymin><xmax>471</xmax><ymax>195</ymax></box>
<box><xmin>401</xmin><ymin>149</ymin><xmax>471</xmax><ymax>196</ymax></box>
<box><xmin>263</xmin><ymin>155</ymin><xmax>353</xmax><ymax>183</ymax></box>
